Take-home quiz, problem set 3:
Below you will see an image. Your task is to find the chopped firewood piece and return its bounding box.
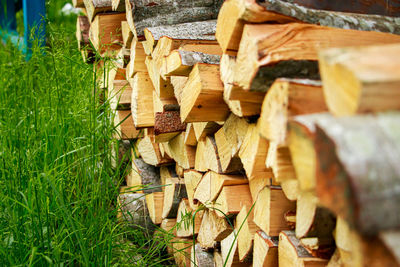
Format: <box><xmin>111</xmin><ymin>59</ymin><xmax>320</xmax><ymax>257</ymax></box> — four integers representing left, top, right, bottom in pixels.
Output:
<box><xmin>128</xmin><ymin>158</ymin><xmax>161</xmax><ymax>193</ymax></box>
<box><xmin>221</xmin><ymin>230</ymin><xmax>249</xmax><ymax>267</ymax></box>
<box><xmin>154</xmin><ymin>111</ymin><xmax>186</xmax><ymax>143</ymax></box>
<box><xmin>198</xmin><ymin>209</ymin><xmax>232</xmax><ymax>248</ymax></box>
<box><xmin>193</xmin><ymin>121</ymin><xmax>223</xmax><ymax>141</ymax></box>
<box><xmin>191</xmin><ymin>243</ymin><xmax>214</xmax><ymax>267</ymax></box>
<box><xmin>130</xmin><ymin>72</ymin><xmax>155</xmax><ymax>128</ymax></box>
<box><xmin>195</xmin><ymin>138</ymin><xmax>207</xmax><ymax>172</ymax></box>
<box><xmin>239</xmin><ymin>123</ymin><xmax>273</xmax><ymax>180</ymax></box>
<box><xmin>89</xmin><ymin>12</ymin><xmax>125</xmax><ymax>53</ymax></box>
<box><xmin>266</xmin><ymin>143</ymin><xmax>296</xmax><ymax>184</ymax></box>
<box><xmin>121</xmin><ymin>21</ymin><xmax>133</xmax><ymax>48</ymax></box>
<box><xmin>84</xmin><ymin>0</ymin><xmax>124</xmax><ymax>21</ymax></box>
<box><xmin>279</xmin><ymin>230</ymin><xmax>328</xmax><ymax>267</ymax></box>
<box><xmin>280</xmin><ymin>179</ymin><xmax>299</xmax><ymax>202</ymax></box>
<box><xmin>259</xmin><ymin>78</ymin><xmax>326</xmax><ymax>144</ymax></box>
<box><xmin>176</xmin><ymin>199</ymin><xmax>204</xmax><ymax>237</ymax></box>
<box><xmin>127</xmin><ymin>40</ymin><xmax>147</xmax><ymax>78</ymax></box>
<box><xmin>184</xmin><ymin>170</ymin><xmax>203</xmax><ymax>210</ymax></box>
<box><xmin>319</xmin><ymin>44</ymin><xmax>400</xmax><ymax>116</ymax></box>
<box><xmin>172</xmin><ymin>238</ymin><xmax>193</xmax><ymax>267</ymax></box>
<box><xmin>249</xmin><ymin>176</ymin><xmax>270</xmax><ymax>204</ymax></box>
<box><xmin>253</xmin><ymin>231</ymin><xmax>279</xmax><ymax>267</ymax></box>
<box><xmin>167</xmin><ymin>133</ymin><xmax>196</xmax><ymax>169</ymax></box>
<box><xmin>109</xmin><ymin>80</ymin><xmax>131</xmax><ymax>110</ymax></box>
<box><xmin>162</xmin><ymin>178</ymin><xmax>187</xmax><ymax>219</ymax></box>
<box><xmin>113</xmin><ymin>110</ymin><xmax>143</xmax><ymax>140</ymax></box>
<box><xmin>73</xmin><ymin>0</ymin><xmax>85</xmax><ymax>8</ymax></box>
<box><xmin>171</xmin><ymin>76</ymin><xmax>188</xmax><ymax>105</ymax></box>
<box><xmin>184</xmin><ymin>123</ymin><xmax>197</xmax><ymax>146</ymax></box>
<box><xmin>213</xmin><ymin>184</ymin><xmax>252</xmax><ymax>218</ymax></box>
<box><xmin>76</xmin><ymin>15</ymin><xmax>91</xmax><ymax>51</ymax></box>
<box><xmin>254</xmin><ymin>186</ymin><xmax>296</xmax><ymax>236</ymax></box>
<box><xmin>214</xmin><ymin>127</ymin><xmax>243</xmax><ymax>173</ymax></box>
<box><xmin>236</xmin><ymin>205</ymin><xmax>259</xmax><ymax>262</ymax></box>
<box><xmin>181</xmin><ymin>64</ymin><xmax>230</xmax><ymax>122</ymax></box>
<box><xmin>137</xmin><ymin>135</ymin><xmax>173</xmax><ymax>166</ymax></box>
<box><xmin>146</xmin><ymin>191</ymin><xmax>164</xmax><ymax>224</ymax></box>
<box><xmin>160</xmin><ymin>165</ymin><xmax>177</xmax><ymax>186</ymax></box>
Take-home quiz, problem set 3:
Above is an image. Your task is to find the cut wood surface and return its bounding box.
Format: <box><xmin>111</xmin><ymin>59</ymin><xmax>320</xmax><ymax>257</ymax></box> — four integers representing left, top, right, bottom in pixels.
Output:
<box><xmin>145</xmin><ymin>56</ymin><xmax>175</xmax><ymax>99</ymax></box>
<box><xmin>130</xmin><ymin>72</ymin><xmax>155</xmax><ymax>128</ymax></box>
<box><xmin>160</xmin><ymin>165</ymin><xmax>177</xmax><ymax>185</ymax></box>
<box><xmin>163</xmin><ymin>50</ymin><xmax>221</xmax><ymax>77</ymax></box>
<box><xmin>319</xmin><ymin>44</ymin><xmax>400</xmax><ymax>116</ymax></box>
<box><xmin>184</xmin><ymin>170</ymin><xmax>203</xmax><ymax>210</ymax></box>
<box><xmin>121</xmin><ymin>21</ymin><xmax>133</xmax><ymax>48</ymax></box>
<box><xmin>253</xmin><ymin>231</ymin><xmax>279</xmax><ymax>267</ymax></box>
<box><xmin>89</xmin><ymin>12</ymin><xmax>125</xmax><ymax>53</ymax></box>
<box><xmin>258</xmin><ymin>78</ymin><xmax>326</xmax><ymax>144</ymax></box>
<box><xmin>128</xmin><ymin>157</ymin><xmax>161</xmax><ymax>193</ymax></box>
<box><xmin>221</xmin><ymin>230</ymin><xmax>249</xmax><ymax>267</ymax></box>
<box><xmin>137</xmin><ymin>135</ymin><xmax>173</xmax><ymax>166</ymax></box>
<box><xmin>84</xmin><ymin>0</ymin><xmax>118</xmax><ymax>21</ymax></box>
<box><xmin>176</xmin><ymin>199</ymin><xmax>203</xmax><ymax>237</ymax></box>
<box><xmin>162</xmin><ymin>178</ymin><xmax>187</xmax><ymax>218</ymax></box>
<box><xmin>234</xmin><ymin>23</ymin><xmax>400</xmax><ymax>92</ymax></box>
<box><xmin>193</xmin><ymin>121</ymin><xmax>223</xmax><ymax>141</ymax></box>
<box><xmin>109</xmin><ymin>80</ymin><xmax>131</xmax><ymax>110</ymax></box>
<box><xmin>198</xmin><ymin>209</ymin><xmax>231</xmax><ymax>248</ymax></box>
<box><xmin>180</xmin><ymin>63</ymin><xmax>230</xmax><ymax>122</ymax></box>
<box><xmin>257</xmin><ymin>0</ymin><xmax>400</xmax><ymax>33</ymax></box>
<box><xmin>167</xmin><ymin>133</ymin><xmax>196</xmax><ymax>169</ymax></box>
<box><xmin>266</xmin><ymin>143</ymin><xmax>297</xmax><ymax>183</ymax></box>
<box><xmin>172</xmin><ymin>238</ymin><xmax>193</xmax><ymax>267</ymax></box>
<box><xmin>127</xmin><ymin>40</ymin><xmax>147</xmax><ymax>78</ymax></box>
<box><xmin>253</xmin><ymin>186</ymin><xmax>296</xmax><ymax>236</ymax></box>
<box><xmin>213</xmin><ymin>184</ymin><xmax>252</xmax><ymax>218</ymax></box>
<box><xmin>236</xmin><ymin>205</ymin><xmax>258</xmax><ymax>262</ymax></box>
<box><xmin>171</xmin><ymin>76</ymin><xmax>188</xmax><ymax>105</ymax></box>
<box><xmin>214</xmin><ymin>127</ymin><xmax>244</xmax><ymax>173</ymax></box>
<box><xmin>113</xmin><ymin>110</ymin><xmax>143</xmax><ymax>140</ymax></box>
<box><xmin>146</xmin><ymin>191</ymin><xmax>164</xmax><ymax>224</ymax></box>
<box><xmin>111</xmin><ymin>139</ymin><xmax>131</xmax><ymax>169</ymax></box>
<box><xmin>184</xmin><ymin>123</ymin><xmax>197</xmax><ymax>146</ymax></box>
<box><xmin>314</xmin><ymin>112</ymin><xmax>400</xmax><ymax>236</ymax></box>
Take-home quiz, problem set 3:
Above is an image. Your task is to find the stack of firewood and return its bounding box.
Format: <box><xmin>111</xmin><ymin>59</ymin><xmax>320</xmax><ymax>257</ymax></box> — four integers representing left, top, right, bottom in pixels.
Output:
<box><xmin>74</xmin><ymin>0</ymin><xmax>400</xmax><ymax>266</ymax></box>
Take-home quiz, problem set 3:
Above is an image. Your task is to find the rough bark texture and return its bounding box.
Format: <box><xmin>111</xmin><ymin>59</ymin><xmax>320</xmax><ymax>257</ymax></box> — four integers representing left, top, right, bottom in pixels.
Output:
<box><xmin>314</xmin><ymin>112</ymin><xmax>400</xmax><ymax>236</ymax></box>
<box><xmin>154</xmin><ymin>111</ymin><xmax>186</xmax><ymax>135</ymax></box>
<box><xmin>191</xmin><ymin>243</ymin><xmax>214</xmax><ymax>267</ymax></box>
<box><xmin>179</xmin><ymin>50</ymin><xmax>221</xmax><ymax>66</ymax></box>
<box><xmin>256</xmin><ymin>0</ymin><xmax>400</xmax><ymax>34</ymax></box>
<box><xmin>132</xmin><ymin>158</ymin><xmax>162</xmax><ymax>193</ymax></box>
<box><xmin>132</xmin><ymin>1</ymin><xmax>223</xmax><ymax>37</ymax></box>
<box><xmin>164</xmin><ymin>180</ymin><xmax>188</xmax><ymax>218</ymax></box>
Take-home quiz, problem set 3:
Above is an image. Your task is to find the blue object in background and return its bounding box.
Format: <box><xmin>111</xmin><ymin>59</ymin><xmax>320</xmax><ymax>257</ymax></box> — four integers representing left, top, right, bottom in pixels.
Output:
<box><xmin>0</xmin><ymin>0</ymin><xmax>46</xmax><ymax>57</ymax></box>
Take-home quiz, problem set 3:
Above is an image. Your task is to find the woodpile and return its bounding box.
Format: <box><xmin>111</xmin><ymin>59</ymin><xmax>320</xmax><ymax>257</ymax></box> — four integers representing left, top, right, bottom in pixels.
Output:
<box><xmin>76</xmin><ymin>0</ymin><xmax>400</xmax><ymax>266</ymax></box>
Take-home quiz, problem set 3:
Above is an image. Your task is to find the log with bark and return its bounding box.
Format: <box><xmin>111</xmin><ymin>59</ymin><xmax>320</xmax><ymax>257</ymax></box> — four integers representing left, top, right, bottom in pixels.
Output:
<box><xmin>191</xmin><ymin>243</ymin><xmax>214</xmax><ymax>267</ymax></box>
<box><xmin>128</xmin><ymin>157</ymin><xmax>162</xmax><ymax>193</ymax></box>
<box><xmin>137</xmin><ymin>135</ymin><xmax>173</xmax><ymax>166</ymax></box>
<box><xmin>319</xmin><ymin>44</ymin><xmax>400</xmax><ymax>116</ymax></box>
<box><xmin>162</xmin><ymin>177</ymin><xmax>187</xmax><ymax>218</ymax></box>
<box><xmin>198</xmin><ymin>209</ymin><xmax>232</xmax><ymax>248</ymax></box>
<box><xmin>253</xmin><ymin>231</ymin><xmax>278</xmax><ymax>267</ymax></box>
<box><xmin>154</xmin><ymin>111</ymin><xmax>186</xmax><ymax>143</ymax></box>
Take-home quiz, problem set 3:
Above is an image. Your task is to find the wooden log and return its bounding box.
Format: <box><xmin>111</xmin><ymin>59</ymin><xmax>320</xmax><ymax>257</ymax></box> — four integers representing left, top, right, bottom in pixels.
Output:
<box><xmin>239</xmin><ymin>123</ymin><xmax>273</xmax><ymax>180</ymax></box>
<box><xmin>184</xmin><ymin>123</ymin><xmax>197</xmax><ymax>146</ymax></box>
<box><xmin>127</xmin><ymin>40</ymin><xmax>147</xmax><ymax>78</ymax></box>
<box><xmin>204</xmin><ymin>135</ymin><xmax>223</xmax><ymax>173</ymax></box>
<box><xmin>300</xmin><ymin>237</ymin><xmax>335</xmax><ymax>260</ymax></box>
<box><xmin>160</xmin><ymin>165</ymin><xmax>177</xmax><ymax>186</ymax></box>
<box><xmin>248</xmin><ymin>176</ymin><xmax>270</xmax><ymax>205</ymax></box>
<box><xmin>180</xmin><ymin>64</ymin><xmax>230</xmax><ymax>122</ymax></box>
<box><xmin>191</xmin><ymin>243</ymin><xmax>214</xmax><ymax>267</ymax></box>
<box><xmin>184</xmin><ymin>170</ymin><xmax>203</xmax><ymax>210</ymax></box>
<box><xmin>221</xmin><ymin>230</ymin><xmax>249</xmax><ymax>267</ymax></box>
<box><xmin>278</xmin><ymin>230</ymin><xmax>328</xmax><ymax>267</ymax></box>
<box><xmin>76</xmin><ymin>15</ymin><xmax>91</xmax><ymax>51</ymax></box>
<box><xmin>235</xmin><ymin>23</ymin><xmax>400</xmax><ymax>92</ymax></box>
<box><xmin>258</xmin><ymin>78</ymin><xmax>327</xmax><ymax>144</ymax></box>
<box><xmin>253</xmin><ymin>186</ymin><xmax>296</xmax><ymax>236</ymax></box>
<box><xmin>213</xmin><ymin>184</ymin><xmax>252</xmax><ymax>218</ymax></box>
<box><xmin>193</xmin><ymin>121</ymin><xmax>223</xmax><ymax>141</ymax></box>
<box><xmin>89</xmin><ymin>12</ymin><xmax>125</xmax><ymax>53</ymax></box>
<box><xmin>295</xmin><ymin>191</ymin><xmax>336</xmax><ymax>241</ymax></box>
<box><xmin>109</xmin><ymin>80</ymin><xmax>131</xmax><ymax>110</ymax></box>
<box><xmin>154</xmin><ymin>111</ymin><xmax>186</xmax><ymax>143</ymax></box>
<box><xmin>137</xmin><ymin>135</ymin><xmax>173</xmax><ymax>166</ymax></box>
<box><xmin>319</xmin><ymin>44</ymin><xmax>400</xmax><ymax>116</ymax></box>
<box><xmin>162</xmin><ymin>50</ymin><xmax>221</xmax><ymax>77</ymax></box>
<box><xmin>265</xmin><ymin>143</ymin><xmax>296</xmax><ymax>184</ymax></box>
<box><xmin>176</xmin><ymin>199</ymin><xmax>204</xmax><ymax>237</ymax></box>
<box><xmin>167</xmin><ymin>133</ymin><xmax>196</xmax><ymax>169</ymax></box>
<box><xmin>194</xmin><ymin>171</ymin><xmax>247</xmax><ymax>205</ymax></box>
<box><xmin>257</xmin><ymin>0</ymin><xmax>400</xmax><ymax>33</ymax></box>
<box><xmin>73</xmin><ymin>0</ymin><xmax>85</xmax><ymax>8</ymax></box>
<box><xmin>198</xmin><ymin>209</ymin><xmax>232</xmax><ymax>248</ymax></box>
<box><xmin>128</xmin><ymin>157</ymin><xmax>161</xmax><ymax>193</ymax></box>
<box><xmin>314</xmin><ymin>112</ymin><xmax>400</xmax><ymax>236</ymax></box>
<box><xmin>130</xmin><ymin>72</ymin><xmax>155</xmax><ymax>128</ymax></box>
<box><xmin>115</xmin><ymin>48</ymin><xmax>130</xmax><ymax>69</ymax></box>
<box><xmin>127</xmin><ymin>0</ymin><xmax>223</xmax><ymax>39</ymax></box>
<box><xmin>171</xmin><ymin>76</ymin><xmax>188</xmax><ymax>105</ymax></box>
<box><xmin>118</xmin><ymin>189</ymin><xmax>155</xmax><ymax>234</ymax></box>
<box><xmin>253</xmin><ymin>231</ymin><xmax>279</xmax><ymax>267</ymax></box>
<box><xmin>111</xmin><ymin>139</ymin><xmax>131</xmax><ymax>169</ymax></box>
<box><xmin>280</xmin><ymin>179</ymin><xmax>299</xmax><ymax>202</ymax></box>
<box><xmin>83</xmin><ymin>0</ymin><xmax>118</xmax><ymax>21</ymax></box>
<box><xmin>113</xmin><ymin>110</ymin><xmax>143</xmax><ymax>140</ymax></box>
<box><xmin>195</xmin><ymin>138</ymin><xmax>208</xmax><ymax>172</ymax></box>
<box><xmin>236</xmin><ymin>205</ymin><xmax>258</xmax><ymax>262</ymax></box>
<box><xmin>172</xmin><ymin>238</ymin><xmax>193</xmax><ymax>267</ymax></box>
<box><xmin>121</xmin><ymin>21</ymin><xmax>133</xmax><ymax>48</ymax></box>
<box><xmin>214</xmin><ymin>127</ymin><xmax>244</xmax><ymax>173</ymax></box>
<box><xmin>145</xmin><ymin>191</ymin><xmax>164</xmax><ymax>224</ymax></box>
<box><xmin>162</xmin><ymin>178</ymin><xmax>187</xmax><ymax>219</ymax></box>
<box><xmin>112</xmin><ymin>0</ymin><xmax>133</xmax><ymax>11</ymax></box>
<box><xmin>216</xmin><ymin>0</ymin><xmax>296</xmax><ymax>53</ymax></box>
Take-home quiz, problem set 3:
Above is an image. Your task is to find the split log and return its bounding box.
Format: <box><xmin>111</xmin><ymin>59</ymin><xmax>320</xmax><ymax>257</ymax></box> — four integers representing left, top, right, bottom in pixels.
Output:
<box><xmin>184</xmin><ymin>170</ymin><xmax>203</xmax><ymax>210</ymax></box>
<box><xmin>112</xmin><ymin>0</ymin><xmax>133</xmax><ymax>11</ymax></box>
<box><xmin>280</xmin><ymin>179</ymin><xmax>299</xmax><ymax>202</ymax></box>
<box><xmin>137</xmin><ymin>135</ymin><xmax>173</xmax><ymax>166</ymax></box>
<box><xmin>180</xmin><ymin>64</ymin><xmax>230</xmax><ymax>122</ymax></box>
<box><xmin>235</xmin><ymin>23</ymin><xmax>400</xmax><ymax>92</ymax></box>
<box><xmin>184</xmin><ymin>123</ymin><xmax>197</xmax><ymax>146</ymax></box>
<box><xmin>300</xmin><ymin>237</ymin><xmax>335</xmax><ymax>260</ymax></box>
<box><xmin>121</xmin><ymin>21</ymin><xmax>133</xmax><ymax>48</ymax></box>
<box><xmin>249</xmin><ymin>176</ymin><xmax>270</xmax><ymax>204</ymax></box>
<box><xmin>127</xmin><ymin>40</ymin><xmax>147</xmax><ymax>78</ymax></box>
<box><xmin>236</xmin><ymin>205</ymin><xmax>258</xmax><ymax>262</ymax></box>
<box><xmin>154</xmin><ymin>111</ymin><xmax>186</xmax><ymax>143</ymax></box>
<box><xmin>253</xmin><ymin>231</ymin><xmax>279</xmax><ymax>267</ymax></box>
<box><xmin>152</xmin><ymin>91</ymin><xmax>179</xmax><ymax>116</ymax></box>
<box><xmin>295</xmin><ymin>192</ymin><xmax>336</xmax><ymax>242</ymax></box>
<box><xmin>167</xmin><ymin>133</ymin><xmax>196</xmax><ymax>169</ymax></box>
<box><xmin>194</xmin><ymin>171</ymin><xmax>248</xmax><ymax>205</ymax></box>
<box><xmin>175</xmin><ymin>163</ymin><xmax>184</xmax><ymax>178</ymax></box>
<box><xmin>319</xmin><ymin>44</ymin><xmax>400</xmax><ymax>116</ymax></box>
<box><xmin>265</xmin><ymin>143</ymin><xmax>296</xmax><ymax>184</ymax></box>
<box><xmin>160</xmin><ymin>165</ymin><xmax>177</xmax><ymax>186</ymax></box>
<box><xmin>128</xmin><ymin>157</ymin><xmax>161</xmax><ymax>193</ymax></box>
<box><xmin>216</xmin><ymin>0</ymin><xmax>296</xmax><ymax>53</ymax></box>
<box><xmin>171</xmin><ymin>76</ymin><xmax>188</xmax><ymax>105</ymax></box>
<box><xmin>126</xmin><ymin>0</ymin><xmax>223</xmax><ymax>39</ymax></box>
<box><xmin>193</xmin><ymin>121</ymin><xmax>223</xmax><ymax>141</ymax></box>
<box><xmin>258</xmin><ymin>78</ymin><xmax>327</xmax><ymax>144</ymax></box>
<box><xmin>214</xmin><ymin>127</ymin><xmax>244</xmax><ymax>173</ymax></box>
<box><xmin>204</xmin><ymin>135</ymin><xmax>223</xmax><ymax>173</ymax></box>
<box><xmin>191</xmin><ymin>243</ymin><xmax>214</xmax><ymax>267</ymax></box>
<box><xmin>113</xmin><ymin>110</ymin><xmax>143</xmax><ymax>140</ymax></box>
<box><xmin>172</xmin><ymin>238</ymin><xmax>193</xmax><ymax>267</ymax></box>
<box><xmin>198</xmin><ymin>209</ymin><xmax>232</xmax><ymax>248</ymax></box>
<box><xmin>76</xmin><ymin>16</ymin><xmax>91</xmax><ymax>51</ymax></box>
<box><xmin>109</xmin><ymin>80</ymin><xmax>131</xmax><ymax>110</ymax></box>
<box><xmin>145</xmin><ymin>191</ymin><xmax>164</xmax><ymax>224</ymax></box>
<box><xmin>253</xmin><ymin>186</ymin><xmax>296</xmax><ymax>236</ymax></box>
<box><xmin>161</xmin><ymin>218</ymin><xmax>177</xmax><ymax>233</ymax></box>
<box><xmin>279</xmin><ymin>230</ymin><xmax>328</xmax><ymax>267</ymax></box>
<box><xmin>163</xmin><ymin>50</ymin><xmax>221</xmax><ymax>77</ymax></box>
<box><xmin>89</xmin><ymin>12</ymin><xmax>125</xmax><ymax>53</ymax></box>
<box><xmin>213</xmin><ymin>184</ymin><xmax>252</xmax><ymax>218</ymax></box>
<box><xmin>130</xmin><ymin>72</ymin><xmax>155</xmax><ymax>128</ymax></box>
<box><xmin>83</xmin><ymin>0</ymin><xmax>120</xmax><ymax>21</ymax></box>
<box><xmin>162</xmin><ymin>178</ymin><xmax>187</xmax><ymax>219</ymax></box>
<box><xmin>73</xmin><ymin>0</ymin><xmax>85</xmax><ymax>8</ymax></box>
<box><xmin>314</xmin><ymin>112</ymin><xmax>400</xmax><ymax>236</ymax></box>
<box><xmin>176</xmin><ymin>199</ymin><xmax>204</xmax><ymax>237</ymax></box>
<box><xmin>195</xmin><ymin>138</ymin><xmax>208</xmax><ymax>172</ymax></box>
<box><xmin>221</xmin><ymin>230</ymin><xmax>249</xmax><ymax>267</ymax></box>
<box><xmin>145</xmin><ymin>56</ymin><xmax>175</xmax><ymax>99</ymax></box>
<box><xmin>118</xmin><ymin>189</ymin><xmax>155</xmax><ymax>234</ymax></box>
<box><xmin>239</xmin><ymin>123</ymin><xmax>273</xmax><ymax>180</ymax></box>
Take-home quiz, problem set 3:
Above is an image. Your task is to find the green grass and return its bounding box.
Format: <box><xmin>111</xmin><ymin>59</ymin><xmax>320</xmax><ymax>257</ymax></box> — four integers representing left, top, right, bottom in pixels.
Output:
<box><xmin>0</xmin><ymin>1</ymin><xmax>174</xmax><ymax>265</ymax></box>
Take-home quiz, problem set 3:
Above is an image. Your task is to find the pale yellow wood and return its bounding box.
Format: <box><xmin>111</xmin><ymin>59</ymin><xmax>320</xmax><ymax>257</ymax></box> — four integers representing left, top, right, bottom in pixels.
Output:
<box><xmin>213</xmin><ymin>185</ymin><xmax>252</xmax><ymax>218</ymax></box>
<box><xmin>253</xmin><ymin>231</ymin><xmax>279</xmax><ymax>267</ymax></box>
<box><xmin>236</xmin><ymin>205</ymin><xmax>258</xmax><ymax>261</ymax></box>
<box><xmin>146</xmin><ymin>191</ymin><xmax>164</xmax><ymax>225</ymax></box>
<box><xmin>176</xmin><ymin>199</ymin><xmax>203</xmax><ymax>238</ymax></box>
<box><xmin>184</xmin><ymin>170</ymin><xmax>203</xmax><ymax>210</ymax></box>
<box><xmin>130</xmin><ymin>72</ymin><xmax>155</xmax><ymax>128</ymax></box>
